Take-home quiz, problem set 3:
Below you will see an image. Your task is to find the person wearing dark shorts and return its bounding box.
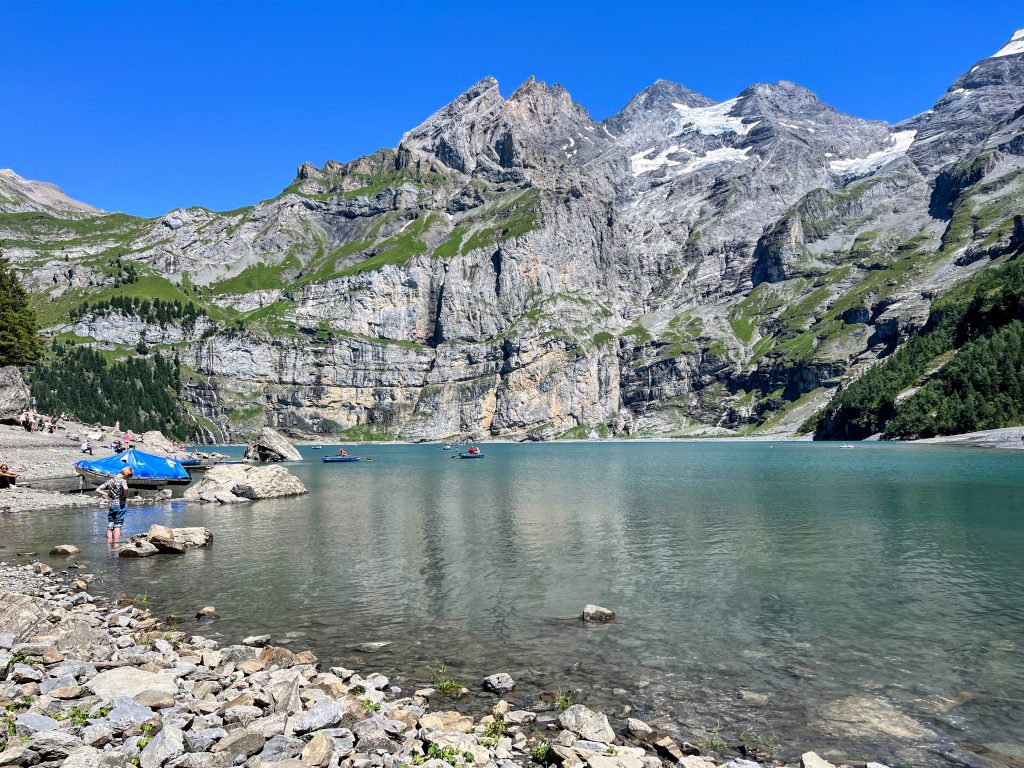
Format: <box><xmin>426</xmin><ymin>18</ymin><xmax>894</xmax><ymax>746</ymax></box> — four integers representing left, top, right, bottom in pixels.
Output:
<box><xmin>95</xmin><ymin>467</ymin><xmax>133</xmax><ymax>543</ymax></box>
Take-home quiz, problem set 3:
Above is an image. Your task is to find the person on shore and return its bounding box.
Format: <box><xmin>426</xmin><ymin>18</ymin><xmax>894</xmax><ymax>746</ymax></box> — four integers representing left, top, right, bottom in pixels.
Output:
<box><xmin>95</xmin><ymin>467</ymin><xmax>133</xmax><ymax>543</ymax></box>
<box><xmin>80</xmin><ymin>439</ymin><xmax>93</xmax><ymax>455</ymax></box>
<box><xmin>0</xmin><ymin>464</ymin><xmax>17</xmax><ymax>489</ymax></box>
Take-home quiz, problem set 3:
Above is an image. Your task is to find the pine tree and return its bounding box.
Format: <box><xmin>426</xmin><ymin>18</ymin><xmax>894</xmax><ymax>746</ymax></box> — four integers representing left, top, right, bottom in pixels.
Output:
<box><xmin>0</xmin><ymin>255</ymin><xmax>43</xmax><ymax>366</ymax></box>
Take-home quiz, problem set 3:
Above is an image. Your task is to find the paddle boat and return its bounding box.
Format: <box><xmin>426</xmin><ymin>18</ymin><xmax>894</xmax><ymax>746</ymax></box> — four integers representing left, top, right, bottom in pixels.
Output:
<box><xmin>458</xmin><ymin>447</ymin><xmax>485</xmax><ymax>459</ymax></box>
<box><xmin>75</xmin><ymin>449</ymin><xmax>192</xmax><ymax>489</ymax></box>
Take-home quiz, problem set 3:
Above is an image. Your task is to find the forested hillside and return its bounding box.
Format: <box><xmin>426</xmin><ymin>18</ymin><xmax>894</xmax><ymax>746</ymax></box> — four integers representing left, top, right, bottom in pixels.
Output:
<box><xmin>810</xmin><ymin>252</ymin><xmax>1024</xmax><ymax>439</ymax></box>
<box><xmin>28</xmin><ymin>343</ymin><xmax>191</xmax><ymax>439</ymax></box>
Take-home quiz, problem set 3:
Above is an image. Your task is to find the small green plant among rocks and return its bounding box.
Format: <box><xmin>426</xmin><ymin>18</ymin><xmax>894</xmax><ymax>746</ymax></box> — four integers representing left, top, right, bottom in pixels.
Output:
<box><xmin>432</xmin><ymin>663</ymin><xmax>463</xmax><ymax>694</ymax></box>
<box><xmin>53</xmin><ymin>707</ymin><xmax>90</xmax><ymax>726</ymax></box>
<box><xmin>10</xmin><ymin>652</ymin><xmax>39</xmax><ymax>666</ymax></box>
<box><xmin>530</xmin><ymin>741</ymin><xmax>551</xmax><ymax>763</ymax></box>
<box><xmin>360</xmin><ymin>698</ymin><xmax>381</xmax><ymax>713</ymax></box>
<box><xmin>484</xmin><ymin>718</ymin><xmax>507</xmax><ymax>739</ymax></box>
<box><xmin>6</xmin><ymin>696</ymin><xmax>33</xmax><ymax>713</ymax></box>
<box><xmin>412</xmin><ymin>744</ymin><xmax>471</xmax><ymax>766</ymax></box>
<box><xmin>555</xmin><ymin>692</ymin><xmax>573</xmax><ymax>710</ymax></box>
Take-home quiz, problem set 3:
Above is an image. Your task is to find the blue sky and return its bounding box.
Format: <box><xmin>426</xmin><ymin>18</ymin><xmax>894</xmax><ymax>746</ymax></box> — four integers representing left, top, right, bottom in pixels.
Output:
<box><xmin>3</xmin><ymin>1</ymin><xmax>1022</xmax><ymax>216</ymax></box>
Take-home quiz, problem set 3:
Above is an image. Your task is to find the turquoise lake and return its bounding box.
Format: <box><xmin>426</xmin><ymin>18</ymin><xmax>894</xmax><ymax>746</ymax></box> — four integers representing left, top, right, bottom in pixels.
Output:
<box><xmin>1</xmin><ymin>442</ymin><xmax>1023</xmax><ymax>766</ymax></box>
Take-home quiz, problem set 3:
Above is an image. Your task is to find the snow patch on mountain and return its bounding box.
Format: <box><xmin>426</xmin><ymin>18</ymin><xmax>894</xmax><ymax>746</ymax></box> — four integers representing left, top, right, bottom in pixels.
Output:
<box><xmin>672</xmin><ymin>99</ymin><xmax>753</xmax><ymax>136</ymax></box>
<box><xmin>828</xmin><ymin>130</ymin><xmax>916</xmax><ymax>179</ymax></box>
<box><xmin>630</xmin><ymin>145</ymin><xmax>751</xmax><ymax>176</ymax></box>
<box><xmin>992</xmin><ymin>29</ymin><xmax>1024</xmax><ymax>58</ymax></box>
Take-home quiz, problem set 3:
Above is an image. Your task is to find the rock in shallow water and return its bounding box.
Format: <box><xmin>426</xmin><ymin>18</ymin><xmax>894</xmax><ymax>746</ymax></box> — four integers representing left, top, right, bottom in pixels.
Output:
<box><xmin>582</xmin><ymin>604</ymin><xmax>616</xmax><ymax>622</ymax></box>
<box><xmin>119</xmin><ymin>540</ymin><xmax>160</xmax><ymax>558</ymax></box>
<box><xmin>184</xmin><ymin>464</ymin><xmax>306</xmax><ymax>503</ymax></box>
<box><xmin>482</xmin><ymin>673</ymin><xmax>516</xmax><ymax>693</ymax></box>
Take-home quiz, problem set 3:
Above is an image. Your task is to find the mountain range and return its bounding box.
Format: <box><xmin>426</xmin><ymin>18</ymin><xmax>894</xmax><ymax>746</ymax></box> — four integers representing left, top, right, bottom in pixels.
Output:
<box><xmin>2</xmin><ymin>29</ymin><xmax>1024</xmax><ymax>442</ymax></box>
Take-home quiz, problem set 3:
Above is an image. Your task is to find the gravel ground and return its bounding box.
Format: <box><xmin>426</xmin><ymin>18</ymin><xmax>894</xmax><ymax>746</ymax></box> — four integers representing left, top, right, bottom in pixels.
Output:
<box><xmin>0</xmin><ymin>421</ymin><xmax>121</xmax><ymax>513</ymax></box>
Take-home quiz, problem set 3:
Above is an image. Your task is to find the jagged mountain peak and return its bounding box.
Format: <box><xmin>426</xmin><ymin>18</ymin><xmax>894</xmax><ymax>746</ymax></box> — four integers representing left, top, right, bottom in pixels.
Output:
<box><xmin>604</xmin><ymin>80</ymin><xmax>713</xmax><ymax>135</ymax></box>
<box><xmin>733</xmin><ymin>80</ymin><xmax>838</xmax><ymax>120</ymax></box>
<box><xmin>0</xmin><ymin>168</ymin><xmax>100</xmax><ymax>216</ymax></box>
<box><xmin>992</xmin><ymin>28</ymin><xmax>1024</xmax><ymax>58</ymax></box>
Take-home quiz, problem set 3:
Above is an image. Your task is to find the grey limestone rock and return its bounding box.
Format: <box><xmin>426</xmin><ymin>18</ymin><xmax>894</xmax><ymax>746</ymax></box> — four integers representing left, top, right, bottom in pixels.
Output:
<box><xmin>241</xmin><ymin>428</ymin><xmax>302</xmax><ymax>462</ymax></box>
<box><xmin>557</xmin><ymin>705</ymin><xmax>615</xmax><ymax>744</ymax></box>
<box><xmin>141</xmin><ymin>725</ymin><xmax>185</xmax><ymax>768</ymax></box>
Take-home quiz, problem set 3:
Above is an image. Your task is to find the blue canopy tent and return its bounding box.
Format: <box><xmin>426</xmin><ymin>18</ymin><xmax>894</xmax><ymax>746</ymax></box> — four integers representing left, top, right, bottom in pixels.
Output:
<box><xmin>75</xmin><ymin>449</ymin><xmax>192</xmax><ymax>488</ymax></box>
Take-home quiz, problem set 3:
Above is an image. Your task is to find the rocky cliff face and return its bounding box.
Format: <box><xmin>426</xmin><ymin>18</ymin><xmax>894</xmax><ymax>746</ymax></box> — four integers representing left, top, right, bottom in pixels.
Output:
<box><xmin>3</xmin><ymin>31</ymin><xmax>1024</xmax><ymax>441</ymax></box>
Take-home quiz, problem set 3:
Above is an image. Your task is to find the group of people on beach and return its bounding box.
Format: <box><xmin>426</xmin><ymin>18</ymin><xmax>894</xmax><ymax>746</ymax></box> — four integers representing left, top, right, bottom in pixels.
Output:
<box><xmin>18</xmin><ymin>408</ymin><xmax>65</xmax><ymax>434</ymax></box>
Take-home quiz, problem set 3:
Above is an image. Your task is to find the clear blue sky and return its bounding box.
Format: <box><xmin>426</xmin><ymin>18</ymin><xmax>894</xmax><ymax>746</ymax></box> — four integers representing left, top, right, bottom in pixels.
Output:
<box><xmin>4</xmin><ymin>0</ymin><xmax>1021</xmax><ymax>217</ymax></box>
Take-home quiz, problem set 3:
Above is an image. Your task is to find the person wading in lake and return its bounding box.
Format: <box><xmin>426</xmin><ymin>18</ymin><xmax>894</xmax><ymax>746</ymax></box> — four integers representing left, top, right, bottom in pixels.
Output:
<box><xmin>95</xmin><ymin>467</ymin><xmax>133</xmax><ymax>544</ymax></box>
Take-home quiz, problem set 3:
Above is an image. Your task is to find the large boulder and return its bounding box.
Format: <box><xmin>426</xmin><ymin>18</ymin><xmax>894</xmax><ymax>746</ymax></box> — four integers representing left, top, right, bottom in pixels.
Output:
<box><xmin>242</xmin><ymin>427</ymin><xmax>302</xmax><ymax>462</ymax></box>
<box><xmin>139</xmin><ymin>430</ymin><xmax>178</xmax><ymax>456</ymax></box>
<box><xmin>0</xmin><ymin>365</ymin><xmax>30</xmax><ymax>423</ymax></box>
<box><xmin>0</xmin><ymin>590</ymin><xmax>109</xmax><ymax>657</ymax></box>
<box><xmin>184</xmin><ymin>464</ymin><xmax>306</xmax><ymax>504</ymax></box>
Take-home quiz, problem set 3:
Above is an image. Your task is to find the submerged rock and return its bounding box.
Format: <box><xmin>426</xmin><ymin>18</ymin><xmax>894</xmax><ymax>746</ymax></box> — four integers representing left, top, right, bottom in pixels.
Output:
<box><xmin>49</xmin><ymin>544</ymin><xmax>81</xmax><ymax>556</ymax></box>
<box><xmin>242</xmin><ymin>427</ymin><xmax>302</xmax><ymax>462</ymax></box>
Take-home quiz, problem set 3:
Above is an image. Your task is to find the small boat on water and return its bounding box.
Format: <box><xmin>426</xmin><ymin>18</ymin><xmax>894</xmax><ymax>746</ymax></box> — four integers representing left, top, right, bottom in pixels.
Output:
<box><xmin>312</xmin><ymin>445</ymin><xmax>322</xmax><ymax>450</ymax></box>
<box><xmin>323</xmin><ymin>456</ymin><xmax>363</xmax><ymax>463</ymax></box>
<box><xmin>177</xmin><ymin>453</ymin><xmax>227</xmax><ymax>471</ymax></box>
<box><xmin>442</xmin><ymin>443</ymin><xmax>452</xmax><ymax>451</ymax></box>
<box><xmin>75</xmin><ymin>449</ymin><xmax>191</xmax><ymax>488</ymax></box>
<box><xmin>839</xmin><ymin>443</ymin><xmax>855</xmax><ymax>449</ymax></box>
<box><xmin>458</xmin><ymin>450</ymin><xmax>485</xmax><ymax>459</ymax></box>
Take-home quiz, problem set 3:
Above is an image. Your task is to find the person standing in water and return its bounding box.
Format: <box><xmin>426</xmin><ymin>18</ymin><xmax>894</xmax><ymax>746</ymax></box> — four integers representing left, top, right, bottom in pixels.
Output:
<box><xmin>95</xmin><ymin>466</ymin><xmax>133</xmax><ymax>543</ymax></box>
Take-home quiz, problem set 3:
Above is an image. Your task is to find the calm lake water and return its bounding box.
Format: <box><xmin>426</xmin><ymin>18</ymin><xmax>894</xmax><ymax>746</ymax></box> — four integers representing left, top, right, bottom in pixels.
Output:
<box><xmin>2</xmin><ymin>442</ymin><xmax>1023</xmax><ymax>766</ymax></box>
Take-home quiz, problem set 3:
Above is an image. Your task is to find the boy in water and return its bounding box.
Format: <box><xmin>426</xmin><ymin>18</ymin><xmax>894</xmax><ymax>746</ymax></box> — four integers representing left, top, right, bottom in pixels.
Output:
<box><xmin>95</xmin><ymin>466</ymin><xmax>134</xmax><ymax>543</ymax></box>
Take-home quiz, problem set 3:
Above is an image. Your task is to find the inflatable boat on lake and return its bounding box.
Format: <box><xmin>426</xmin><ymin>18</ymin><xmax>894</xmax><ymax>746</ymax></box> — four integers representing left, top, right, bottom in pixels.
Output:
<box><xmin>75</xmin><ymin>449</ymin><xmax>192</xmax><ymax>488</ymax></box>
<box><xmin>458</xmin><ymin>451</ymin><xmax>485</xmax><ymax>459</ymax></box>
<box><xmin>323</xmin><ymin>456</ymin><xmax>363</xmax><ymax>463</ymax></box>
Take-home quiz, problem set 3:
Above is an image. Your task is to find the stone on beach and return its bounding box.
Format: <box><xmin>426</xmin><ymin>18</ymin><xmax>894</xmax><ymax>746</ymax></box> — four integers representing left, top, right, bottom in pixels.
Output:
<box><xmin>138</xmin><ymin>430</ymin><xmax>178</xmax><ymax>457</ymax></box>
<box><xmin>87</xmin><ymin>667</ymin><xmax>177</xmax><ymax>698</ymax></box>
<box><xmin>558</xmin><ymin>704</ymin><xmax>615</xmax><ymax>743</ymax></box>
<box><xmin>801</xmin><ymin>753</ymin><xmax>836</xmax><ymax>768</ymax></box>
<box><xmin>196</xmin><ymin>606</ymin><xmax>220</xmax><ymax>620</ymax></box>
<box><xmin>0</xmin><ymin>365</ymin><xmax>30</xmax><ymax>422</ymax></box>
<box><xmin>582</xmin><ymin>604</ymin><xmax>616</xmax><ymax>622</ymax></box>
<box><xmin>242</xmin><ymin>427</ymin><xmax>302</xmax><ymax>462</ymax></box>
<box><xmin>49</xmin><ymin>544</ymin><xmax>80</xmax><ymax>556</ymax></box>
<box><xmin>184</xmin><ymin>464</ymin><xmax>306</xmax><ymax>503</ymax></box>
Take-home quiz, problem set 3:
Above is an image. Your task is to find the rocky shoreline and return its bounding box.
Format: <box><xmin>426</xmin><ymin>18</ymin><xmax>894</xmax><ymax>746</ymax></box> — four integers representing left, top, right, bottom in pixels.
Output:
<box><xmin>0</xmin><ymin>562</ymin><xmax>877</xmax><ymax>768</ymax></box>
